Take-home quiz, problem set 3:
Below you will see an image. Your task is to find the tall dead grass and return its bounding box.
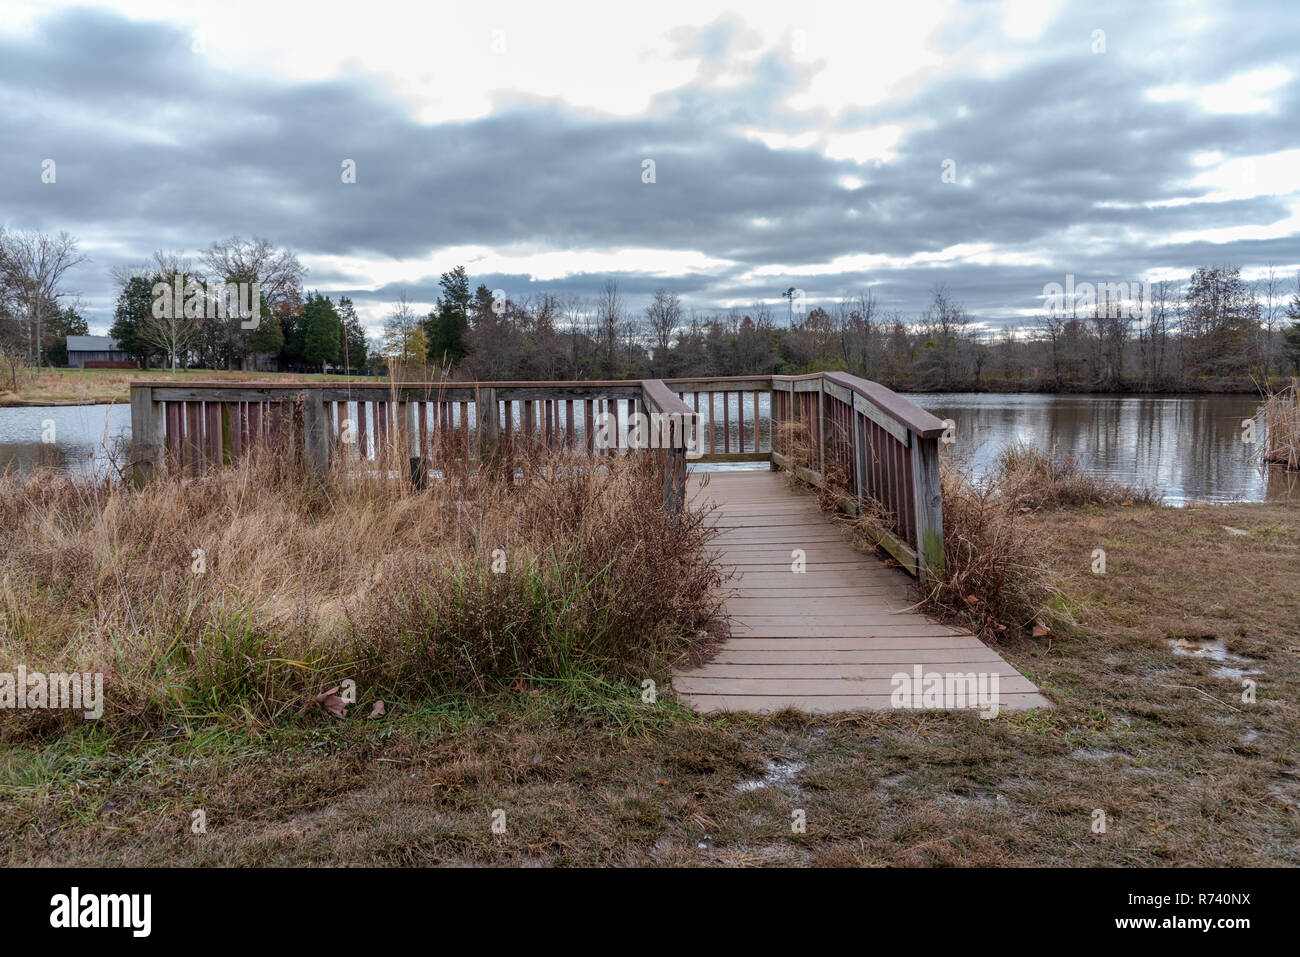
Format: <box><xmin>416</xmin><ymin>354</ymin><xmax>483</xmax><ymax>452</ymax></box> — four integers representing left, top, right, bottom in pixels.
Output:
<box><xmin>1262</xmin><ymin>388</ymin><xmax>1299</xmax><ymax>471</ymax></box>
<box><xmin>992</xmin><ymin>442</ymin><xmax>1159</xmax><ymax>510</ymax></box>
<box><xmin>921</xmin><ymin>455</ymin><xmax>1062</xmax><ymax>641</ymax></box>
<box><xmin>0</xmin><ymin>444</ymin><xmax>725</xmax><ymax>739</ymax></box>
<box><xmin>775</xmin><ymin>422</ymin><xmax>1070</xmax><ymax>641</ymax></box>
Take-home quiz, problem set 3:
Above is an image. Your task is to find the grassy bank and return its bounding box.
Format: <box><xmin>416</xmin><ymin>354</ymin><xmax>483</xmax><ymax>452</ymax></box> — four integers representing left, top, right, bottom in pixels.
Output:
<box><xmin>2</xmin><ymin>452</ymin><xmax>1297</xmax><ymax>866</ymax></box>
<box><xmin>0</xmin><ymin>368</ymin><xmax>358</xmax><ymax>406</ymax></box>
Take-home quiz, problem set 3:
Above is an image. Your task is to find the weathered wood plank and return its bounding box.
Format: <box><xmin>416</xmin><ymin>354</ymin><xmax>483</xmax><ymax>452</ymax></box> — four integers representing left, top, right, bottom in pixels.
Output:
<box><xmin>680</xmin><ymin>693</ymin><xmax>1051</xmax><ymax>714</ymax></box>
<box><xmin>675</xmin><ymin>675</ymin><xmax>1039</xmax><ymax>696</ymax></box>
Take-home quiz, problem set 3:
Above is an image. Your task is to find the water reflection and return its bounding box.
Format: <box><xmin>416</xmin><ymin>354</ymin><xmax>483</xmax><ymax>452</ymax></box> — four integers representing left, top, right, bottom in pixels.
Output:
<box><xmin>904</xmin><ymin>393</ymin><xmax>1287</xmax><ymax>505</ymax></box>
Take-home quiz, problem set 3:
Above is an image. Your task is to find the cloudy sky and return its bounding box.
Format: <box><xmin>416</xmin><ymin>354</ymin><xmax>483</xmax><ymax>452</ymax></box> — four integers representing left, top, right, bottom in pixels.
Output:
<box><xmin>2</xmin><ymin>0</ymin><xmax>1298</xmax><ymax>340</ymax></box>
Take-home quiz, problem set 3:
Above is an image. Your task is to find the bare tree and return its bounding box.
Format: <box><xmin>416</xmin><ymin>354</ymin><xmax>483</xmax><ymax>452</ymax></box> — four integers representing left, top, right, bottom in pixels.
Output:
<box><xmin>596</xmin><ymin>279</ymin><xmax>624</xmax><ymax>374</ymax></box>
<box><xmin>1259</xmin><ymin>265</ymin><xmax>1283</xmax><ymax>379</ymax></box>
<box><xmin>200</xmin><ymin>236</ymin><xmax>305</xmax><ymax>368</ymax></box>
<box><xmin>0</xmin><ymin>229</ymin><xmax>87</xmax><ymax>366</ymax></box>
<box><xmin>644</xmin><ymin>290</ymin><xmax>682</xmax><ymax>373</ymax></box>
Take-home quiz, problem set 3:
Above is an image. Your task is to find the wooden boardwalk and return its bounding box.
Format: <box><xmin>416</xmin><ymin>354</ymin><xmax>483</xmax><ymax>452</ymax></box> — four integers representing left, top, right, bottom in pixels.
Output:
<box><xmin>673</xmin><ymin>471</ymin><xmax>1050</xmax><ymax>714</ymax></box>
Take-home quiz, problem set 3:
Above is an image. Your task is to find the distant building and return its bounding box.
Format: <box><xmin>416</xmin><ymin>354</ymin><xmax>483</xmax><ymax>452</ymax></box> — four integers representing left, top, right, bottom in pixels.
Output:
<box><xmin>65</xmin><ymin>335</ymin><xmax>135</xmax><ymax>369</ymax></box>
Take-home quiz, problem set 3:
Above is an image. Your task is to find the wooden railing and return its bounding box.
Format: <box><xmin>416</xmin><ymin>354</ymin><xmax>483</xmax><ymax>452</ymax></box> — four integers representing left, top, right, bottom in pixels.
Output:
<box><xmin>129</xmin><ymin>379</ymin><xmax>696</xmax><ymax>508</ymax></box>
<box><xmin>768</xmin><ymin>372</ymin><xmax>946</xmax><ymax>577</ymax></box>
<box><xmin>129</xmin><ymin>372</ymin><xmax>944</xmax><ymax>573</ymax></box>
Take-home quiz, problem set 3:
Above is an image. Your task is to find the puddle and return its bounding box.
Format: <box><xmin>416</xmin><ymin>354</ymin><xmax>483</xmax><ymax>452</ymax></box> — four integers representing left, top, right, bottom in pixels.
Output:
<box><xmin>1167</xmin><ymin>636</ymin><xmax>1254</xmax><ymax>666</ymax></box>
<box><xmin>735</xmin><ymin>760</ymin><xmax>805</xmax><ymax>793</ymax></box>
<box><xmin>1212</xmin><ymin>664</ymin><xmax>1261</xmax><ymax>680</ymax></box>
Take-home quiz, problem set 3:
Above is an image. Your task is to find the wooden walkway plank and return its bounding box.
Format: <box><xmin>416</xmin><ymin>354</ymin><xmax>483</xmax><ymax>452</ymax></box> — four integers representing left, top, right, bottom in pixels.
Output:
<box><xmin>673</xmin><ymin>471</ymin><xmax>1048</xmax><ymax>714</ymax></box>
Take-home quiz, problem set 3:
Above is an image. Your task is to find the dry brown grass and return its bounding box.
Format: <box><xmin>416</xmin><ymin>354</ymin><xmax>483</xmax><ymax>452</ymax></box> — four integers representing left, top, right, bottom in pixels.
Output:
<box><xmin>1263</xmin><ymin>389</ymin><xmax>1299</xmax><ymax>471</ymax></box>
<box><xmin>993</xmin><ymin>442</ymin><xmax>1160</xmax><ymax>510</ymax></box>
<box><xmin>3</xmin><ymin>497</ymin><xmax>1298</xmax><ymax>867</ymax></box>
<box><xmin>0</xmin><ymin>443</ymin><xmax>725</xmax><ymax>740</ymax></box>
<box><xmin>775</xmin><ymin>422</ymin><xmax>1063</xmax><ymax>641</ymax></box>
<box><xmin>917</xmin><ymin>455</ymin><xmax>1063</xmax><ymax>642</ymax></box>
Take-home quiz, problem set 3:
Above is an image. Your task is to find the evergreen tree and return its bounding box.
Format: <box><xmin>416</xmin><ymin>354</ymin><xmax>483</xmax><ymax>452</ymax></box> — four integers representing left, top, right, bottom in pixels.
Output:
<box><xmin>45</xmin><ymin>305</ymin><xmax>89</xmax><ymax>366</ymax></box>
<box><xmin>426</xmin><ymin>265</ymin><xmax>471</xmax><ymax>367</ymax></box>
<box><xmin>300</xmin><ymin>292</ymin><xmax>342</xmax><ymax>373</ymax></box>
<box><xmin>338</xmin><ymin>296</ymin><xmax>368</xmax><ymax>371</ymax></box>
<box><xmin>109</xmin><ymin>276</ymin><xmax>159</xmax><ymax>367</ymax></box>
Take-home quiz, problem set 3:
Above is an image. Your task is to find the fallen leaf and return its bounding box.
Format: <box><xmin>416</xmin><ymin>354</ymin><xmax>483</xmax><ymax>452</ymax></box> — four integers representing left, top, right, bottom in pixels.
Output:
<box><xmin>1032</xmin><ymin>618</ymin><xmax>1051</xmax><ymax>639</ymax></box>
<box><xmin>963</xmin><ymin>595</ymin><xmax>981</xmax><ymax>607</ymax></box>
<box><xmin>314</xmin><ymin>686</ymin><xmax>348</xmax><ymax>718</ymax></box>
<box><xmin>368</xmin><ymin>700</ymin><xmax>386</xmax><ymax>719</ymax></box>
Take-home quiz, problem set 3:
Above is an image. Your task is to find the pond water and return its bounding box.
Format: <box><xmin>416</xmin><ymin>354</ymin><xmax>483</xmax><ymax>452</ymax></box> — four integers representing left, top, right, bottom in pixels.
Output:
<box><xmin>903</xmin><ymin>392</ymin><xmax>1290</xmax><ymax>505</ymax></box>
<box><xmin>1</xmin><ymin>393</ymin><xmax>1293</xmax><ymax>504</ymax></box>
<box><xmin>0</xmin><ymin>404</ymin><xmax>130</xmax><ymax>478</ymax></box>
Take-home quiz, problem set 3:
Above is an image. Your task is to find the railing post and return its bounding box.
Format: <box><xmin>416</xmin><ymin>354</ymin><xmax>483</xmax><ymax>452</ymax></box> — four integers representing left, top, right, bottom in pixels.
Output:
<box><xmin>910</xmin><ymin>433</ymin><xmax>944</xmax><ymax>579</ymax></box>
<box><xmin>405</xmin><ymin>399</ymin><xmax>426</xmax><ymax>487</ymax></box>
<box><xmin>478</xmin><ymin>387</ymin><xmax>499</xmax><ymax>452</ymax></box>
<box><xmin>129</xmin><ymin>385</ymin><xmax>162</xmax><ymax>487</ymax></box>
<box><xmin>768</xmin><ymin>383</ymin><xmax>778</xmax><ymax>469</ymax></box>
<box><xmin>853</xmin><ymin>409</ymin><xmax>864</xmax><ymax>503</ymax></box>
<box><xmin>816</xmin><ymin>377</ymin><xmax>826</xmax><ymax>479</ymax></box>
<box><xmin>303</xmin><ymin>389</ymin><xmax>332</xmax><ymax>476</ymax></box>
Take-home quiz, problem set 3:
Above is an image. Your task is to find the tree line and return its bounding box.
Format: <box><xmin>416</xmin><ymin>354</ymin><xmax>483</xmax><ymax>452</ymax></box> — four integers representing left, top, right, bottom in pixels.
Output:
<box><xmin>399</xmin><ymin>263</ymin><xmax>1300</xmax><ymax>392</ymax></box>
<box><xmin>4</xmin><ymin>223</ymin><xmax>1299</xmax><ymax>392</ymax></box>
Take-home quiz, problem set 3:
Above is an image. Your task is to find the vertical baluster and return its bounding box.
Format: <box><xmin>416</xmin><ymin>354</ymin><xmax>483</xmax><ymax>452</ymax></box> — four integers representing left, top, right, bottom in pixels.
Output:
<box><xmin>708</xmin><ymin>393</ymin><xmax>716</xmax><ymax>455</ymax></box>
<box><xmin>165</xmin><ymin>401</ymin><xmax>181</xmax><ymax>468</ymax></box>
<box><xmin>418</xmin><ymin>401</ymin><xmax>428</xmax><ymax>462</ymax></box>
<box><xmin>722</xmin><ymin>391</ymin><xmax>730</xmax><ymax>454</ymax></box>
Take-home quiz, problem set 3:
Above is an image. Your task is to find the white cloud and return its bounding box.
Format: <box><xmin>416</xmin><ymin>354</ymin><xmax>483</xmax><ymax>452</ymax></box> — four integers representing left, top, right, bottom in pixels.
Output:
<box><xmin>1147</xmin><ymin>66</ymin><xmax>1292</xmax><ymax>114</ymax></box>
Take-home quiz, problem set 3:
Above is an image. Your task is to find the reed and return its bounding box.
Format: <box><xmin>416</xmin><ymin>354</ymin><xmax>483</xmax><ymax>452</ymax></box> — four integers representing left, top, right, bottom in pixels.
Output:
<box><xmin>1262</xmin><ymin>385</ymin><xmax>1300</xmax><ymax>471</ymax></box>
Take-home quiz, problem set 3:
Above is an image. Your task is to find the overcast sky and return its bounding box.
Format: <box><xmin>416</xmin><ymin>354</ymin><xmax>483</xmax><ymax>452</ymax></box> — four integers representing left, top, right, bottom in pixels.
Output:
<box><xmin>2</xmin><ymin>0</ymin><xmax>1298</xmax><ymax>339</ymax></box>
